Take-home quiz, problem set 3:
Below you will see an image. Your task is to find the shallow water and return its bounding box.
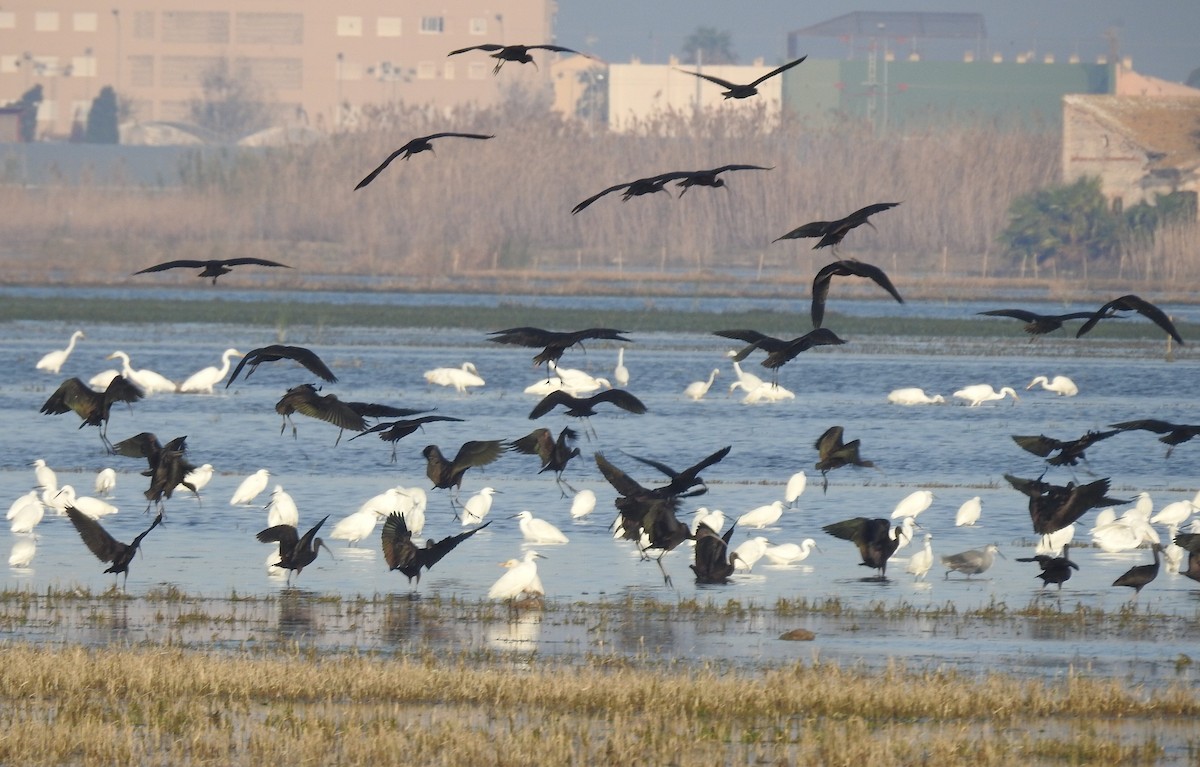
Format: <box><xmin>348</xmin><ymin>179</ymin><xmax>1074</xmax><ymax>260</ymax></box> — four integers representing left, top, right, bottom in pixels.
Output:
<box><xmin>4</xmin><ymin>292</ymin><xmax>1199</xmax><ymax>678</ymax></box>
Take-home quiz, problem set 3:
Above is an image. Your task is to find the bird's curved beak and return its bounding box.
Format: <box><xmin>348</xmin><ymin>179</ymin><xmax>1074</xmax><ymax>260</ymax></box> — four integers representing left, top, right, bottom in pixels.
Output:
<box><xmin>319</xmin><ymin>540</ymin><xmax>336</xmax><ymax>561</ymax></box>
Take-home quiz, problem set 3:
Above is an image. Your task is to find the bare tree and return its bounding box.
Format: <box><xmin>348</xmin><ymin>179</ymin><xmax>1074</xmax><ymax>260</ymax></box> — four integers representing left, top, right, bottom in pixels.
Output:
<box><xmin>188</xmin><ymin>60</ymin><xmax>273</xmax><ymax>143</ymax></box>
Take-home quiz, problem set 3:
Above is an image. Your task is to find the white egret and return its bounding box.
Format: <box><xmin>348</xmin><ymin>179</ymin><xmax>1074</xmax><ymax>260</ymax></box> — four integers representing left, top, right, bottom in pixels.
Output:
<box><xmin>941</xmin><ymin>544</ymin><xmax>1002</xmax><ymax>578</ymax></box>
<box><xmin>36</xmin><ymin>330</ymin><xmax>85</xmax><ymax>374</ymax></box>
<box><xmin>94</xmin><ymin>468</ymin><xmax>117</xmax><ymax>497</ymax></box>
<box><xmin>8</xmin><ymin>537</ymin><xmax>36</xmax><ymax>568</ymax></box>
<box><xmin>180</xmin><ymin>463</ymin><xmax>214</xmax><ymax>493</ymax></box>
<box><xmin>955</xmin><ymin>496</ymin><xmax>982</xmax><ymax>527</ymax></box>
<box><xmin>230</xmin><ymin>469</ymin><xmax>270</xmax><ymax>506</ymax></box>
<box><xmin>514</xmin><ymin>510</ymin><xmax>569</xmax><ymax>544</ymax></box>
<box><xmin>727</xmin><ymin>356</ymin><xmax>764</xmax><ymax>390</ymax></box>
<box><xmin>1164</xmin><ymin>524</ymin><xmax>1184</xmax><ymax>573</ymax></box>
<box><xmin>488</xmin><ymin>550</ymin><xmax>545</xmax><ymax>600</ymax></box>
<box><xmin>906</xmin><ymin>533</ymin><xmax>935</xmax><ymax>581</ymax></box>
<box><xmin>54</xmin><ymin>485</ymin><xmax>117</xmax><ymax>519</ymax></box>
<box><xmin>784</xmin><ymin>471</ymin><xmax>807</xmax><ymax>505</ymax></box>
<box><xmin>733</xmin><ymin>536</ymin><xmax>770</xmax><ymax>571</ymax></box>
<box><xmin>891</xmin><ymin>490</ymin><xmax>934</xmax><ymax>520</ymax></box>
<box><xmin>736</xmin><ymin>381</ymin><xmax>796</xmax><ymax>403</ymax></box>
<box><xmin>397</xmin><ymin>487</ymin><xmax>428</xmax><ymax>536</ymax></box>
<box><xmin>614</xmin><ymin>347</ymin><xmax>630</xmax><ymax>387</ymax></box>
<box><xmin>887</xmin><ymin>387</ymin><xmax>945</xmax><ymax>405</ymax></box>
<box><xmin>1036</xmin><ymin>524</ymin><xmax>1075</xmax><ymax>556</ymax></box>
<box><xmin>107</xmin><ymin>350</ymin><xmax>178</xmax><ymax>394</ymax></box>
<box><xmin>87</xmin><ymin>369</ymin><xmax>120</xmax><ymax>391</ymax></box>
<box><xmin>952</xmin><ymin>384</ymin><xmax>1019</xmax><ymax>407</ymax></box>
<box><xmin>684</xmin><ymin>370</ymin><xmax>720</xmax><ymax>401</ymax></box>
<box><xmin>31</xmin><ymin>459</ymin><xmax>57</xmax><ymax>492</ymax></box>
<box><xmin>1092</xmin><ymin>519</ymin><xmax>1158</xmax><ymax>553</ymax></box>
<box><xmin>737</xmin><ymin>500</ymin><xmax>785</xmax><ymax>529</ymax></box>
<box><xmin>1026</xmin><ymin>375</ymin><xmax>1078</xmax><ymax>397</ymax></box>
<box><xmin>569</xmin><ymin>489</ymin><xmax>597</xmax><ymax>520</ymax></box>
<box><xmin>179</xmin><ymin>348</ymin><xmax>243</xmax><ymax>394</ymax></box>
<box><xmin>523</xmin><ymin>376</ymin><xmax>568</xmax><ymax>396</ymax></box>
<box><xmin>266</xmin><ymin>485</ymin><xmax>299</xmax><ymax>528</ymax></box>
<box><xmin>9</xmin><ymin>493</ymin><xmax>44</xmax><ymax>533</ymax></box>
<box><xmin>891</xmin><ymin>517</ymin><xmax>919</xmax><ymax>550</ymax></box>
<box><xmin>547</xmin><ymin>361</ymin><xmax>611</xmax><ymax>394</ymax></box>
<box><xmin>462</xmin><ymin>487</ymin><xmax>498</xmax><ymax>526</ymax></box>
<box><xmin>1151</xmin><ymin>499</ymin><xmax>1196</xmax><ymax>527</ymax></box>
<box><xmin>763</xmin><ymin>539</ymin><xmax>818</xmax><ymax>566</ymax></box>
<box><xmin>7</xmin><ymin>490</ymin><xmax>42</xmax><ymax>522</ymax></box>
<box><xmin>423</xmin><ymin>362</ymin><xmax>486</xmax><ymax>393</ymax></box>
<box><xmin>689</xmin><ymin>508</ymin><xmax>725</xmax><ymax>535</ymax></box>
<box><xmin>329</xmin><ymin>508</ymin><xmax>383</xmax><ymax>546</ymax></box>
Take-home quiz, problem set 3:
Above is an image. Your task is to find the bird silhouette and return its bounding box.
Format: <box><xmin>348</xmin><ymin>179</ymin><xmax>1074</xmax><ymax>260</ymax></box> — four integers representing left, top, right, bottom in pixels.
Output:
<box><xmin>814</xmin><ymin>426</ymin><xmax>875</xmax><ymax>493</ymax></box>
<box><xmin>810</xmin><ymin>260</ymin><xmax>904</xmax><ymax>328</ymax></box>
<box><xmin>1173</xmin><ymin>533</ymin><xmax>1200</xmax><ymax>583</ymax></box>
<box><xmin>528</xmin><ymin>389</ymin><xmax>647</xmax><ymax>424</ymax></box>
<box><xmin>381</xmin><ymin>512</ymin><xmax>490</xmax><ymax>587</ymax></box>
<box><xmin>1011</xmin><ymin>429</ymin><xmax>1120</xmax><ymax>467</ymax></box>
<box><xmin>40</xmin><ymin>375</ymin><xmax>143</xmax><ymax>449</ymax></box>
<box><xmin>977</xmin><ymin>308</ymin><xmax>1105</xmax><ymax>337</ymax></box>
<box><xmin>226</xmin><ymin>345</ymin><xmax>337</xmax><ymax>387</ymax></box>
<box><xmin>822</xmin><ymin>517</ymin><xmax>905</xmax><ymax>579</ymax></box>
<box><xmin>1076</xmin><ymin>294</ymin><xmax>1183</xmax><ymax>344</ymax></box>
<box><xmin>112</xmin><ymin>432</ymin><xmax>199</xmax><ymax>510</ymax></box>
<box><xmin>256</xmin><ymin>515</ymin><xmax>332</xmax><ymax>584</ymax></box>
<box><xmin>133</xmin><ymin>257</ymin><xmax>291</xmax><ymax>285</ymax></box>
<box><xmin>447</xmin><ymin>43</ymin><xmax>591</xmax><ymax>74</ymax></box>
<box><xmin>423</xmin><ymin>440</ymin><xmax>508</xmax><ymax>506</ymax></box>
<box><xmin>691</xmin><ymin>522</ymin><xmax>739</xmax><ymax>584</ymax></box>
<box><xmin>510</xmin><ymin>426</ymin><xmax>581</xmax><ymax>493</ymax></box>
<box><xmin>675</xmin><ymin>55</ymin><xmax>806</xmax><ymax>99</ymax></box>
<box><xmin>1016</xmin><ymin>544</ymin><xmax>1079</xmax><ymax>590</ymax></box>
<box><xmin>571</xmin><ymin>173</ymin><xmax>684</xmax><ymax>214</ymax></box>
<box><xmin>274</xmin><ymin>384</ymin><xmax>421</xmax><ymax>444</ymax></box>
<box><xmin>65</xmin><ymin>505</ymin><xmax>162</xmax><ymax>590</ymax></box>
<box><xmin>671</xmin><ymin>164</ymin><xmax>772</xmax><ymax>195</ymax></box>
<box><xmin>714</xmin><ymin>328</ymin><xmax>846</xmax><ymax>371</ymax></box>
<box><xmin>350</xmin><ymin>415</ymin><xmax>465</xmax><ymax>462</ymax></box>
<box><xmin>620</xmin><ymin>445</ymin><xmax>732</xmax><ymax>500</ymax></box>
<box><xmin>354</xmin><ymin>132</ymin><xmax>494</xmax><ymax>189</ymax></box>
<box><xmin>1005</xmin><ymin>474</ymin><xmax>1127</xmax><ymax>535</ymax></box>
<box><xmin>774</xmin><ymin>202</ymin><xmax>900</xmax><ymax>250</ymax></box>
<box><xmin>488</xmin><ymin>326</ymin><xmax>632</xmax><ymax>367</ymax></box>
<box><xmin>1112</xmin><ymin>543</ymin><xmax>1163</xmax><ymax>595</ymax></box>
<box><xmin>1109</xmin><ymin>419</ymin><xmax>1200</xmax><ymax>458</ymax></box>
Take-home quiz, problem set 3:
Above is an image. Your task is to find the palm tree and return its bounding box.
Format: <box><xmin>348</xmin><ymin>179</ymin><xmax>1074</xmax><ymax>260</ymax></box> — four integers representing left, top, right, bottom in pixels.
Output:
<box><xmin>680</xmin><ymin>27</ymin><xmax>737</xmax><ymax>65</ymax></box>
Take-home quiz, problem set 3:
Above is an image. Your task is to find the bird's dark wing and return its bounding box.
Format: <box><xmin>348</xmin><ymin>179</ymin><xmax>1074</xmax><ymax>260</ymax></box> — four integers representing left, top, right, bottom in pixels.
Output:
<box><xmin>418</xmin><ymin>521</ymin><xmax>491</xmax><ymax>570</ymax></box>
<box><xmin>355</xmin><ymin>148</ymin><xmax>410</xmax><ymax>190</ymax></box>
<box><xmin>221</xmin><ymin>257</ymin><xmax>292</xmax><ymax>268</ymax></box>
<box><xmin>228</xmin><ymin>345</ymin><xmax>336</xmax><ymax>387</ymax></box>
<box><xmin>129</xmin><ymin>513</ymin><xmax>163</xmax><ymax>551</ymax></box>
<box><xmin>814</xmin><ymin>426</ymin><xmax>845</xmax><ymax>459</ymax></box>
<box><xmin>40</xmin><ymin>378</ymin><xmax>95</xmax><ymax>416</ymax></box>
<box><xmin>1175</xmin><ymin>533</ymin><xmax>1200</xmax><ymax>553</ymax></box>
<box><xmin>111</xmin><ymin>432</ymin><xmax>163</xmax><ymax>461</ymax></box>
<box><xmin>707</xmin><ymin>164</ymin><xmax>773</xmax><ymax>175</ymax></box>
<box><xmin>530</xmin><ymin>390</ymin><xmax>579</xmax><ymax>419</ymax></box>
<box><xmin>487</xmin><ymin>326</ymin><xmax>555</xmax><ymax>347</ymax></box>
<box><xmin>747</xmin><ymin>55</ymin><xmax>807</xmax><ymax>87</ymax></box>
<box><xmin>1077</xmin><ymin>294</ymin><xmax>1183</xmax><ymax>343</ymax></box>
<box><xmin>569</xmin><ymin>328</ymin><xmax>634</xmax><ymax>344</ymax></box>
<box><xmin>572</xmin><ymin>182</ymin><xmax>635</xmax><ymax>214</ymax></box>
<box><xmin>103</xmin><ymin>375</ymin><xmax>144</xmax><ymax>405</ymax></box>
<box><xmin>674</xmin><ymin>68</ymin><xmax>739</xmax><ymax>89</ymax></box>
<box><xmin>350</xmin><ymin>415</ymin><xmax>464</xmax><ymax>443</ymax></box>
<box><xmin>347</xmin><ymin>403</ymin><xmax>428</xmax><ymax>419</ymax></box>
<box><xmin>380</xmin><ymin>511</ymin><xmax>415</xmax><ymax>571</ymax></box>
<box><xmin>713</xmin><ymin>328</ymin><xmax>773</xmax><ymax>344</ymax></box>
<box><xmin>421</xmin><ymin>132</ymin><xmax>495</xmax><ymax>142</ymax></box>
<box><xmin>451</xmin><ymin>440</ymin><xmax>507</xmax><ymax>471</ymax></box>
<box><xmin>842</xmin><ymin>202</ymin><xmax>901</xmax><ymax>227</ymax></box>
<box><xmin>510</xmin><ymin>428</ymin><xmax>554</xmax><ymax>461</ymax></box>
<box><xmin>526</xmin><ymin>45</ymin><xmax>587</xmax><ymax>55</ymax></box>
<box><xmin>773</xmin><ymin>220</ymin><xmax>832</xmax><ymax>243</ymax></box>
<box><xmin>1109</xmin><ymin>419</ymin><xmax>1176</xmax><ymax>434</ymax></box>
<box><xmin>821</xmin><ymin>517</ymin><xmax>869</xmax><ymax>543</ymax></box>
<box><xmin>65</xmin><ymin>506</ymin><xmax>124</xmax><ymax>563</ymax></box>
<box><xmin>594</xmin><ymin>452</ymin><xmax>650</xmax><ymax>498</ymax></box>
<box><xmin>256</xmin><ymin>524</ymin><xmax>300</xmax><ymax>547</ymax></box>
<box><xmin>622</xmin><ymin>452</ymin><xmax>683</xmax><ymax>480</ymax></box>
<box><xmin>290</xmin><ymin>393</ymin><xmax>366</xmax><ymax>432</ymax></box>
<box><xmin>1012</xmin><ymin>434</ymin><xmax>1063</xmax><ymax>458</ymax></box>
<box><xmin>447</xmin><ymin>44</ymin><xmax>507</xmax><ymax>55</ymax></box>
<box><xmin>133</xmin><ymin>260</ymin><xmax>208</xmax><ymax>274</ymax></box>
<box><xmin>978</xmin><ymin>309</ymin><xmax>1040</xmax><ymax>322</ymax></box>
<box><xmin>588</xmin><ymin>389</ymin><xmax>648</xmax><ymax>414</ymax></box>
<box><xmin>296</xmin><ymin>515</ymin><xmax>330</xmax><ymax>552</ymax></box>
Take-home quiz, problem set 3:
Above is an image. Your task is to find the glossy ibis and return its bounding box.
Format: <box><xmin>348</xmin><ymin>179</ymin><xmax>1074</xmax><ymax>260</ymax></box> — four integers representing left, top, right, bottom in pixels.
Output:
<box><xmin>40</xmin><ymin>375</ymin><xmax>143</xmax><ymax>449</ymax></box>
<box><xmin>448</xmin><ymin>43</ymin><xmax>590</xmax><ymax>74</ymax></box>
<box><xmin>65</xmin><ymin>506</ymin><xmax>162</xmax><ymax>590</ymax></box>
<box><xmin>822</xmin><ymin>517</ymin><xmax>904</xmax><ymax>579</ymax></box>
<box><xmin>382</xmin><ymin>512</ymin><xmax>490</xmax><ymax>587</ymax></box>
<box><xmin>256</xmin><ymin>515</ymin><xmax>333</xmax><ymax>584</ymax></box>
<box><xmin>355</xmin><ymin>132</ymin><xmax>494</xmax><ymax>189</ymax></box>
<box><xmin>774</xmin><ymin>202</ymin><xmax>900</xmax><ymax>250</ymax></box>
<box><xmin>226</xmin><ymin>345</ymin><xmax>337</xmax><ymax>387</ymax></box>
<box><xmin>810</xmin><ymin>259</ymin><xmax>904</xmax><ymax>328</ymax></box>
<box><xmin>133</xmin><ymin>257</ymin><xmax>291</xmax><ymax>284</ymax></box>
<box><xmin>675</xmin><ymin>55</ymin><xmax>806</xmax><ymax>99</ymax></box>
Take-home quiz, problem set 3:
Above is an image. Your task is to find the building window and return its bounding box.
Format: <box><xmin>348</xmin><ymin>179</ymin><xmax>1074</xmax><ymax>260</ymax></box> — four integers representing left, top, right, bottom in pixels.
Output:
<box><xmin>133</xmin><ymin>11</ymin><xmax>155</xmax><ymax>39</ymax></box>
<box><xmin>377</xmin><ymin>17</ymin><xmax>401</xmax><ymax>37</ymax></box>
<box><xmin>35</xmin><ymin>12</ymin><xmax>60</xmax><ymax>32</ymax></box>
<box><xmin>443</xmin><ymin>62</ymin><xmax>455</xmax><ymax>80</ymax></box>
<box><xmin>417</xmin><ymin>61</ymin><xmax>436</xmax><ymax>79</ymax></box>
<box><xmin>0</xmin><ymin>12</ymin><xmax>15</xmax><ymax>30</ymax></box>
<box><xmin>0</xmin><ymin>55</ymin><xmax>19</xmax><ymax>74</ymax></box>
<box><xmin>469</xmin><ymin>17</ymin><xmax>487</xmax><ymax>35</ymax></box>
<box><xmin>71</xmin><ymin>55</ymin><xmax>98</xmax><ymax>77</ymax></box>
<box><xmin>468</xmin><ymin>62</ymin><xmax>488</xmax><ymax>79</ymax></box>
<box><xmin>73</xmin><ymin>12</ymin><xmax>98</xmax><ymax>32</ymax></box>
<box><xmin>337</xmin><ymin>16</ymin><xmax>362</xmax><ymax>36</ymax></box>
<box><xmin>419</xmin><ymin>16</ymin><xmax>443</xmax><ymax>34</ymax></box>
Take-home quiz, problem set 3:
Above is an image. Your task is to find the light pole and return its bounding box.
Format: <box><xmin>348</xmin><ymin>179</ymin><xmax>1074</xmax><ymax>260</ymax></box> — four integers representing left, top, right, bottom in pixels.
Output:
<box><xmin>112</xmin><ymin>9</ymin><xmax>121</xmax><ymax>90</ymax></box>
<box><xmin>335</xmin><ymin>52</ymin><xmax>344</xmax><ymax>128</ymax></box>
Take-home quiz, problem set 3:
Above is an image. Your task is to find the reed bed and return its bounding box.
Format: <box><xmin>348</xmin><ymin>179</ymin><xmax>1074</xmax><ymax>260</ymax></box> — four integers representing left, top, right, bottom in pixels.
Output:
<box><xmin>0</xmin><ymin>642</ymin><xmax>1193</xmax><ymax>766</ymax></box>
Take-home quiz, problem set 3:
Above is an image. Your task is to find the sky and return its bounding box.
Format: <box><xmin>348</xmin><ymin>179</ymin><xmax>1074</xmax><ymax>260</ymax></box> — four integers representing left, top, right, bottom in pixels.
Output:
<box><xmin>554</xmin><ymin>1</ymin><xmax>1200</xmax><ymax>82</ymax></box>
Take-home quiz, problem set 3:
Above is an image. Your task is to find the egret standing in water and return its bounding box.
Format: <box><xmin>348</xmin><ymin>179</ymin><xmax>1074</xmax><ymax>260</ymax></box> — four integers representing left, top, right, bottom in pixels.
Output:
<box><xmin>906</xmin><ymin>533</ymin><xmax>935</xmax><ymax>581</ymax></box>
<box><xmin>684</xmin><ymin>370</ymin><xmax>720</xmax><ymax>401</ymax></box>
<box><xmin>514</xmin><ymin>510</ymin><xmax>569</xmax><ymax>544</ymax></box>
<box><xmin>488</xmin><ymin>550</ymin><xmax>546</xmax><ymax>602</ymax></box>
<box><xmin>462</xmin><ymin>487</ymin><xmax>499</xmax><ymax>526</ymax></box>
<box><xmin>1026</xmin><ymin>375</ymin><xmax>1078</xmax><ymax>397</ymax></box>
<box><xmin>36</xmin><ymin>330</ymin><xmax>85</xmax><ymax>374</ymax></box>
<box><xmin>179</xmin><ymin>348</ymin><xmax>243</xmax><ymax>394</ymax></box>
<box><xmin>955</xmin><ymin>496</ymin><xmax>983</xmax><ymax>527</ymax></box>
<box><xmin>231</xmin><ymin>469</ymin><xmax>271</xmax><ymax>506</ymax></box>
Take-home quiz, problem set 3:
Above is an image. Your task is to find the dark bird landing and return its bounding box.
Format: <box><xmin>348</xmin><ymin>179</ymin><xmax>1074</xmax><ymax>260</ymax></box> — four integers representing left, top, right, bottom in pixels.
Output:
<box><xmin>822</xmin><ymin>517</ymin><xmax>904</xmax><ymax>579</ymax></box>
<box><xmin>40</xmin><ymin>375</ymin><xmax>143</xmax><ymax>450</ymax></box>
<box><xmin>354</xmin><ymin>132</ymin><xmax>494</xmax><ymax>189</ymax></box>
<box><xmin>529</xmin><ymin>389</ymin><xmax>647</xmax><ymax>423</ymax></box>
<box><xmin>226</xmin><ymin>345</ymin><xmax>337</xmax><ymax>387</ymax></box>
<box><xmin>714</xmin><ymin>328</ymin><xmax>846</xmax><ymax>370</ymax></box>
<box><xmin>811</xmin><ymin>260</ymin><xmax>904</xmax><ymax>328</ymax></box>
<box><xmin>692</xmin><ymin>522</ymin><xmax>738</xmax><ymax>584</ymax></box>
<box><xmin>814</xmin><ymin>426</ymin><xmax>876</xmax><ymax>493</ymax></box>
<box><xmin>1016</xmin><ymin>544</ymin><xmax>1079</xmax><ymax>590</ymax></box>
<box><xmin>620</xmin><ymin>445</ymin><xmax>732</xmax><ymax>500</ymax></box>
<box><xmin>675</xmin><ymin>55</ymin><xmax>807</xmax><ymax>99</ymax></box>
<box><xmin>1109</xmin><ymin>419</ymin><xmax>1200</xmax><ymax>458</ymax></box>
<box><xmin>381</xmin><ymin>513</ymin><xmax>490</xmax><ymax>587</ymax></box>
<box><xmin>487</xmin><ymin>326</ymin><xmax>632</xmax><ymax>367</ymax></box>
<box><xmin>1076</xmin><ymin>294</ymin><xmax>1183</xmax><ymax>344</ymax></box>
<box><xmin>1174</xmin><ymin>533</ymin><xmax>1200</xmax><ymax>583</ymax></box>
<box><xmin>65</xmin><ymin>505</ymin><xmax>162</xmax><ymax>590</ymax></box>
<box><xmin>510</xmin><ymin>426</ymin><xmax>582</xmax><ymax>494</ymax></box>
<box><xmin>1011</xmin><ymin>429</ymin><xmax>1120</xmax><ymax>467</ymax></box>
<box><xmin>275</xmin><ymin>384</ymin><xmax>421</xmax><ymax>445</ymax></box>
<box><xmin>774</xmin><ymin>202</ymin><xmax>900</xmax><ymax>250</ymax></box>
<box><xmin>257</xmin><ymin>515</ymin><xmax>332</xmax><ymax>584</ymax></box>
<box><xmin>350</xmin><ymin>415</ymin><xmax>465</xmax><ymax>462</ymax></box>
<box><xmin>424</xmin><ymin>441</ymin><xmax>508</xmax><ymax>508</ymax></box>
<box><xmin>1005</xmin><ymin>474</ymin><xmax>1127</xmax><ymax>535</ymax></box>
<box><xmin>133</xmin><ymin>258</ymin><xmax>291</xmax><ymax>285</ymax></box>
<box><xmin>1112</xmin><ymin>543</ymin><xmax>1163</xmax><ymax>595</ymax></box>
<box><xmin>977</xmin><ymin>309</ymin><xmax>1107</xmax><ymax>338</ymax></box>
<box><xmin>447</xmin><ymin>43</ymin><xmax>592</xmax><ymax>74</ymax></box>
<box><xmin>112</xmin><ymin>432</ymin><xmax>198</xmax><ymax>510</ymax></box>
<box><xmin>571</xmin><ymin>173</ymin><xmax>682</xmax><ymax>214</ymax></box>
<box><xmin>671</xmin><ymin>164</ymin><xmax>772</xmax><ymax>196</ymax></box>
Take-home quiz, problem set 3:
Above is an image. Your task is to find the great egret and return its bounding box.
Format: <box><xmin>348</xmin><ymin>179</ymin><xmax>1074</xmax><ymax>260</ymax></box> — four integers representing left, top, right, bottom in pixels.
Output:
<box><xmin>329</xmin><ymin>508</ymin><xmax>384</xmax><ymax>546</ymax></box>
<box><xmin>736</xmin><ymin>381</ymin><xmax>796</xmax><ymax>404</ymax></box>
<box><xmin>256</xmin><ymin>515</ymin><xmax>333</xmax><ymax>584</ymax></box>
<box><xmin>955</xmin><ymin>496</ymin><xmax>982</xmax><ymax>527</ymax></box>
<box><xmin>614</xmin><ymin>348</ymin><xmax>630</xmax><ymax>386</ymax></box>
<box><xmin>36</xmin><ymin>330</ymin><xmax>85</xmax><ymax>374</ymax></box>
<box><xmin>676</xmin><ymin>55</ymin><xmax>807</xmax><ymax>99</ymax></box>
<box><xmin>514</xmin><ymin>510</ymin><xmax>569</xmax><ymax>544</ymax></box>
<box><xmin>462</xmin><ymin>487</ymin><xmax>499</xmax><ymax>526</ymax></box>
<box><xmin>891</xmin><ymin>490</ymin><xmax>934</xmax><ymax>520</ymax></box>
<box><xmin>423</xmin><ymin>362</ymin><xmax>486</xmax><ymax>393</ymax></box>
<box><xmin>953</xmin><ymin>384</ymin><xmax>1018</xmax><ymax>407</ymax></box>
<box><xmin>355</xmin><ymin>133</ymin><xmax>494</xmax><ymax>189</ymax></box>
<box><xmin>93</xmin><ymin>468</ymin><xmax>117</xmax><ymax>497</ymax></box>
<box><xmin>179</xmin><ymin>349</ymin><xmax>244</xmax><ymax>394</ymax></box>
<box><xmin>449</xmin><ymin>43</ymin><xmax>592</xmax><ymax>74</ymax></box>
<box><xmin>7</xmin><ymin>490</ymin><xmax>42</xmax><ymax>523</ymax></box>
<box><xmin>230</xmin><ymin>469</ymin><xmax>271</xmax><ymax>506</ymax></box>
<box><xmin>905</xmin><ymin>533</ymin><xmax>935</xmax><ymax>581</ymax></box>
<box><xmin>736</xmin><ymin>500</ymin><xmax>784</xmax><ymax>530</ymax></box>
<box><xmin>106</xmin><ymin>351</ymin><xmax>177</xmax><ymax>394</ymax></box>
<box><xmin>684</xmin><ymin>369</ymin><xmax>720</xmax><ymax>401</ymax></box>
<box><xmin>1026</xmin><ymin>375</ymin><xmax>1078</xmax><ymax>397</ymax></box>
<box><xmin>55</xmin><ymin>486</ymin><xmax>117</xmax><ymax>519</ymax></box>
<box><xmin>887</xmin><ymin>387</ymin><xmax>945</xmax><ymax>405</ymax></box>
<box><xmin>727</xmin><ymin>357</ymin><xmax>765</xmax><ymax>391</ymax></box>
<box><xmin>774</xmin><ymin>202</ymin><xmax>900</xmax><ymax>250</ymax></box>
<box><xmin>65</xmin><ymin>506</ymin><xmax>162</xmax><ymax>589</ymax></box>
<box><xmin>763</xmin><ymin>539</ymin><xmax>818</xmax><ymax>566</ymax></box>
<box><xmin>488</xmin><ymin>550</ymin><xmax>546</xmax><ymax>601</ymax></box>
<box><xmin>941</xmin><ymin>544</ymin><xmax>1002</xmax><ymax>579</ymax></box>
<box><xmin>1112</xmin><ymin>544</ymin><xmax>1163</xmax><ymax>595</ymax></box>
<box><xmin>569</xmin><ymin>489</ymin><xmax>597</xmax><ymax>520</ymax></box>
<box><xmin>88</xmin><ymin>369</ymin><xmax>120</xmax><ymax>390</ymax></box>
<box><xmin>546</xmin><ymin>361</ymin><xmax>611</xmax><ymax>394</ymax></box>
<box><xmin>733</xmin><ymin>536</ymin><xmax>770</xmax><ymax>571</ymax></box>
<box><xmin>8</xmin><ymin>536</ymin><xmax>35</xmax><ymax>568</ymax></box>
<box><xmin>266</xmin><ymin>484</ymin><xmax>299</xmax><ymax>528</ymax></box>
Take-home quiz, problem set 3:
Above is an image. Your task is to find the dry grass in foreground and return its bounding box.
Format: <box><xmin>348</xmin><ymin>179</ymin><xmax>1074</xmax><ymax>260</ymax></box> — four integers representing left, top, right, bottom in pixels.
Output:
<box><xmin>0</xmin><ymin>644</ymin><xmax>1194</xmax><ymax>765</ymax></box>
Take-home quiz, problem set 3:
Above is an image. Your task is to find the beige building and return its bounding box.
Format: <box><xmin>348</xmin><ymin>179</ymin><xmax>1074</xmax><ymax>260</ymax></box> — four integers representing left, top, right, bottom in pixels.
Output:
<box><xmin>0</xmin><ymin>0</ymin><xmax>556</xmax><ymax>140</ymax></box>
